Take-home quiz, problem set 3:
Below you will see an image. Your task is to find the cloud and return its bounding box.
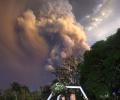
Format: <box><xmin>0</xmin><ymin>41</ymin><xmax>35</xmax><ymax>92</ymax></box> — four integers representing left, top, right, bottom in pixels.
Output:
<box><xmin>0</xmin><ymin>0</ymin><xmax>48</xmax><ymax>89</ymax></box>
<box><xmin>0</xmin><ymin>0</ymin><xmax>89</xmax><ymax>89</ymax></box>
<box><xmin>35</xmin><ymin>0</ymin><xmax>89</xmax><ymax>68</ymax></box>
<box><xmin>81</xmin><ymin>0</ymin><xmax>120</xmax><ymax>45</ymax></box>
<box><xmin>17</xmin><ymin>10</ymin><xmax>48</xmax><ymax>59</ymax></box>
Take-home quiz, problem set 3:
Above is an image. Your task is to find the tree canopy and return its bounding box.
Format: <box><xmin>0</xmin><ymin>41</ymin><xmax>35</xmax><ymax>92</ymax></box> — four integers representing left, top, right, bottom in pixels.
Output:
<box><xmin>79</xmin><ymin>29</ymin><xmax>120</xmax><ymax>100</ymax></box>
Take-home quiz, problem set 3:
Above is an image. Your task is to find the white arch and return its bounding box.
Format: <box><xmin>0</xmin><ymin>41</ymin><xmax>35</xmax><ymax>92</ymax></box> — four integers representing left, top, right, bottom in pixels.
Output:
<box><xmin>57</xmin><ymin>95</ymin><xmax>61</xmax><ymax>100</ymax></box>
<box><xmin>47</xmin><ymin>92</ymin><xmax>53</xmax><ymax>100</ymax></box>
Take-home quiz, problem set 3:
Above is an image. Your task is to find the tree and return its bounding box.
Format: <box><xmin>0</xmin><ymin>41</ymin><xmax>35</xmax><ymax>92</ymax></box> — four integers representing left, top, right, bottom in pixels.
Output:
<box><xmin>10</xmin><ymin>82</ymin><xmax>31</xmax><ymax>100</ymax></box>
<box><xmin>79</xmin><ymin>29</ymin><xmax>120</xmax><ymax>100</ymax></box>
<box><xmin>54</xmin><ymin>56</ymin><xmax>81</xmax><ymax>86</ymax></box>
<box><xmin>40</xmin><ymin>85</ymin><xmax>51</xmax><ymax>100</ymax></box>
<box><xmin>52</xmin><ymin>56</ymin><xmax>81</xmax><ymax>100</ymax></box>
<box><xmin>11</xmin><ymin>82</ymin><xmax>22</xmax><ymax>94</ymax></box>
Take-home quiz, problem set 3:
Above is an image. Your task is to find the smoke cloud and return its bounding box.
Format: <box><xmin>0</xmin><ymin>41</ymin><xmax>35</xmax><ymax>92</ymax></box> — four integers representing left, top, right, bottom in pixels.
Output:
<box><xmin>0</xmin><ymin>0</ymin><xmax>89</xmax><ymax>89</ymax></box>
<box><xmin>24</xmin><ymin>0</ymin><xmax>89</xmax><ymax>69</ymax></box>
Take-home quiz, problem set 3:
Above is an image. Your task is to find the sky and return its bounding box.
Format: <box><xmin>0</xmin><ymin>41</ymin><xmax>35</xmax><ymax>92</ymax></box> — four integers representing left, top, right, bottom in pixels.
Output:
<box><xmin>0</xmin><ymin>0</ymin><xmax>120</xmax><ymax>90</ymax></box>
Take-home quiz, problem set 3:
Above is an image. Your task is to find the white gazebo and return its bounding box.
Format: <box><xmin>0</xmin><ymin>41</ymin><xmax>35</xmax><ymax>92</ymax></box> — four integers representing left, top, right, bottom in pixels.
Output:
<box><xmin>47</xmin><ymin>85</ymin><xmax>88</xmax><ymax>100</ymax></box>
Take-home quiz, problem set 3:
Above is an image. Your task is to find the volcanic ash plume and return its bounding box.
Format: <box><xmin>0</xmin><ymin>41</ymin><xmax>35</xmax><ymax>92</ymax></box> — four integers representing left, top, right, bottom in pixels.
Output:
<box><xmin>0</xmin><ymin>0</ymin><xmax>90</xmax><ymax>88</ymax></box>
<box><xmin>17</xmin><ymin>10</ymin><xmax>48</xmax><ymax>59</ymax></box>
<box><xmin>17</xmin><ymin>0</ymin><xmax>89</xmax><ymax>70</ymax></box>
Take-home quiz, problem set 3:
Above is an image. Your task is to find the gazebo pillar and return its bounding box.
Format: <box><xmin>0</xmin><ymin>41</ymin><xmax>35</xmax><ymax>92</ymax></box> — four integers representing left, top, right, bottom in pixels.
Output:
<box><xmin>61</xmin><ymin>96</ymin><xmax>66</xmax><ymax>100</ymax></box>
<box><xmin>70</xmin><ymin>93</ymin><xmax>76</xmax><ymax>100</ymax></box>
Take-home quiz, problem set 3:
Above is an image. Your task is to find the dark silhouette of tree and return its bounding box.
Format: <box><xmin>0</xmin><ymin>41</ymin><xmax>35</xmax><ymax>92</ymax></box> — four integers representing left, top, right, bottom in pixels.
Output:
<box><xmin>11</xmin><ymin>82</ymin><xmax>22</xmax><ymax>94</ymax></box>
<box><xmin>79</xmin><ymin>29</ymin><xmax>120</xmax><ymax>100</ymax></box>
<box><xmin>1</xmin><ymin>82</ymin><xmax>32</xmax><ymax>100</ymax></box>
<box><xmin>40</xmin><ymin>85</ymin><xmax>51</xmax><ymax>100</ymax></box>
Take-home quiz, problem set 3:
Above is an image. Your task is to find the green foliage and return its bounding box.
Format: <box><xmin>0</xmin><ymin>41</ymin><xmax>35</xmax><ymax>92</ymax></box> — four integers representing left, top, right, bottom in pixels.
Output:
<box><xmin>0</xmin><ymin>82</ymin><xmax>39</xmax><ymax>100</ymax></box>
<box><xmin>79</xmin><ymin>29</ymin><xmax>120</xmax><ymax>100</ymax></box>
<box><xmin>51</xmin><ymin>82</ymin><xmax>65</xmax><ymax>94</ymax></box>
<box><xmin>0</xmin><ymin>82</ymin><xmax>51</xmax><ymax>100</ymax></box>
<box><xmin>40</xmin><ymin>85</ymin><xmax>51</xmax><ymax>100</ymax></box>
